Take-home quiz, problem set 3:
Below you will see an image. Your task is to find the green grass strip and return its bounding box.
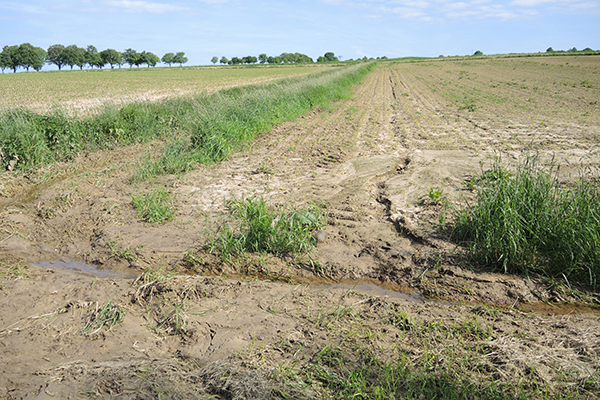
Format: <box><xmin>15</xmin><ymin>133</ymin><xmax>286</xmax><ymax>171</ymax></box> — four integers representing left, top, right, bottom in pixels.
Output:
<box><xmin>452</xmin><ymin>159</ymin><xmax>600</xmax><ymax>288</ymax></box>
<box><xmin>0</xmin><ymin>63</ymin><xmax>375</xmax><ymax>172</ymax></box>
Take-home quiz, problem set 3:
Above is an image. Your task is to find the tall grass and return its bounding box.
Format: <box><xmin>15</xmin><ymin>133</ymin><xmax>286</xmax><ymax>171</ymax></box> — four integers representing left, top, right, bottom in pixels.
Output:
<box><xmin>453</xmin><ymin>159</ymin><xmax>600</xmax><ymax>288</ymax></box>
<box><xmin>207</xmin><ymin>196</ymin><xmax>325</xmax><ymax>260</ymax></box>
<box><xmin>189</xmin><ymin>64</ymin><xmax>372</xmax><ymax>164</ymax></box>
<box><xmin>0</xmin><ymin>63</ymin><xmax>375</xmax><ymax>172</ymax></box>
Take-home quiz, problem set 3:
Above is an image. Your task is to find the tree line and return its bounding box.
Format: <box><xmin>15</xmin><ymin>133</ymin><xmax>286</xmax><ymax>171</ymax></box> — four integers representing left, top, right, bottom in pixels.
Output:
<box><xmin>0</xmin><ymin>43</ymin><xmax>188</xmax><ymax>73</ymax></box>
<box><xmin>211</xmin><ymin>52</ymin><xmax>341</xmax><ymax>65</ymax></box>
<box><xmin>546</xmin><ymin>47</ymin><xmax>598</xmax><ymax>54</ymax></box>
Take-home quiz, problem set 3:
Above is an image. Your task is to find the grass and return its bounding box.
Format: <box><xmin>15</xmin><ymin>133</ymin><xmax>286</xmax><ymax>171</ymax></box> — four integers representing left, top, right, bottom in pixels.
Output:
<box><xmin>296</xmin><ymin>346</ymin><xmax>526</xmax><ymax>400</ymax></box>
<box><xmin>131</xmin><ymin>188</ymin><xmax>175</xmax><ymax>224</ymax></box>
<box><xmin>0</xmin><ymin>63</ymin><xmax>375</xmax><ymax>173</ymax></box>
<box><xmin>452</xmin><ymin>158</ymin><xmax>600</xmax><ymax>288</ymax></box>
<box><xmin>206</xmin><ymin>196</ymin><xmax>325</xmax><ymax>261</ymax></box>
<box><xmin>80</xmin><ymin>301</ymin><xmax>125</xmax><ymax>335</ymax></box>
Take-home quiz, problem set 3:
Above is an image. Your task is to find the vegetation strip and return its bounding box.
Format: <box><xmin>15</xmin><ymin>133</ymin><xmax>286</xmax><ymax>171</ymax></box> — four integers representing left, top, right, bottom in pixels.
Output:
<box><xmin>0</xmin><ymin>63</ymin><xmax>375</xmax><ymax>172</ymax></box>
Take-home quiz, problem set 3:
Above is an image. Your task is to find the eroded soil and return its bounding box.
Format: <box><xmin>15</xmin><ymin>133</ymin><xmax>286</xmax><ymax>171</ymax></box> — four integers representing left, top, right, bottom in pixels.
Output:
<box><xmin>1</xmin><ymin>56</ymin><xmax>600</xmax><ymax>398</ymax></box>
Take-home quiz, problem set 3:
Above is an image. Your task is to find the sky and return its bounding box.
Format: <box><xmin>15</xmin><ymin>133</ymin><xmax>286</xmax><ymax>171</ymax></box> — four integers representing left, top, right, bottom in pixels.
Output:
<box><xmin>0</xmin><ymin>0</ymin><xmax>598</xmax><ymax>68</ymax></box>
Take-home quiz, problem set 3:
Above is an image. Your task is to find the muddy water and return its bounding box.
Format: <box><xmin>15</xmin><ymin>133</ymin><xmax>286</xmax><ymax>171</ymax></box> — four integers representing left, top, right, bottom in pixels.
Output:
<box><xmin>317</xmin><ymin>281</ymin><xmax>428</xmax><ymax>302</ymax></box>
<box><xmin>33</xmin><ymin>260</ymin><xmax>138</xmax><ymax>278</ymax></box>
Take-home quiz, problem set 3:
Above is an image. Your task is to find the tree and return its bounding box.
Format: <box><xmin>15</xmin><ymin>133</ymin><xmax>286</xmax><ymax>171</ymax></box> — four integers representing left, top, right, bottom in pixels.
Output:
<box><xmin>146</xmin><ymin>52</ymin><xmax>160</xmax><ymax>67</ymax></box>
<box><xmin>318</xmin><ymin>52</ymin><xmax>338</xmax><ymax>63</ymax></box>
<box><xmin>220</xmin><ymin>56</ymin><xmax>229</xmax><ymax>65</ymax></box>
<box><xmin>324</xmin><ymin>52</ymin><xmax>338</xmax><ymax>62</ymax></box>
<box><xmin>0</xmin><ymin>45</ymin><xmax>19</xmax><ymax>73</ymax></box>
<box><xmin>473</xmin><ymin>50</ymin><xmax>483</xmax><ymax>56</ymax></box>
<box><xmin>211</xmin><ymin>56</ymin><xmax>218</xmax><ymax>65</ymax></box>
<box><xmin>47</xmin><ymin>44</ymin><xmax>66</xmax><ymax>70</ymax></box>
<box><xmin>16</xmin><ymin>43</ymin><xmax>46</xmax><ymax>72</ymax></box>
<box><xmin>546</xmin><ymin>47</ymin><xmax>555</xmax><ymax>53</ymax></box>
<box><xmin>86</xmin><ymin>45</ymin><xmax>103</xmax><ymax>68</ymax></box>
<box><xmin>63</xmin><ymin>45</ymin><xmax>85</xmax><ymax>70</ymax></box>
<box><xmin>100</xmin><ymin>49</ymin><xmax>122</xmax><ymax>69</ymax></box>
<box><xmin>123</xmin><ymin>48</ymin><xmax>139</xmax><ymax>68</ymax></box>
<box><xmin>173</xmin><ymin>52</ymin><xmax>188</xmax><ymax>67</ymax></box>
<box><xmin>162</xmin><ymin>52</ymin><xmax>175</xmax><ymax>67</ymax></box>
<box><xmin>258</xmin><ymin>53</ymin><xmax>267</xmax><ymax>64</ymax></box>
<box><xmin>229</xmin><ymin>56</ymin><xmax>241</xmax><ymax>65</ymax></box>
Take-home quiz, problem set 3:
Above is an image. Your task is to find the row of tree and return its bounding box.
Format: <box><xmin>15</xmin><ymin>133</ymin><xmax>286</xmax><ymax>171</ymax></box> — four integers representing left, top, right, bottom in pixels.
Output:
<box><xmin>211</xmin><ymin>52</ymin><xmax>340</xmax><ymax>65</ymax></box>
<box><xmin>546</xmin><ymin>47</ymin><xmax>598</xmax><ymax>53</ymax></box>
<box><xmin>0</xmin><ymin>43</ymin><xmax>188</xmax><ymax>73</ymax></box>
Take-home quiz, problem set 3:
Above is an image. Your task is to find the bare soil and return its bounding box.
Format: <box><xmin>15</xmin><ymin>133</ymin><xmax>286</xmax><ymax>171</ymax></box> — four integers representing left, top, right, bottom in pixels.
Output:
<box><xmin>1</xmin><ymin>56</ymin><xmax>600</xmax><ymax>399</ymax></box>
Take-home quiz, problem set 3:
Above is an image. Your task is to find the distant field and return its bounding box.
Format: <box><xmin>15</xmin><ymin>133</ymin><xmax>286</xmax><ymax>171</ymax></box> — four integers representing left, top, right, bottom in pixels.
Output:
<box><xmin>386</xmin><ymin>54</ymin><xmax>600</xmax><ymax>149</ymax></box>
<box><xmin>0</xmin><ymin>64</ymin><xmax>333</xmax><ymax>113</ymax></box>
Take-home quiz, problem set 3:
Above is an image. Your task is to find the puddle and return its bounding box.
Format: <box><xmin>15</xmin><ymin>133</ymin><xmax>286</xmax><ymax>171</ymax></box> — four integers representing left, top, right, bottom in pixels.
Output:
<box><xmin>518</xmin><ymin>301</ymin><xmax>600</xmax><ymax>316</ymax></box>
<box><xmin>33</xmin><ymin>260</ymin><xmax>133</xmax><ymax>278</ymax></box>
<box><xmin>317</xmin><ymin>279</ymin><xmax>427</xmax><ymax>302</ymax></box>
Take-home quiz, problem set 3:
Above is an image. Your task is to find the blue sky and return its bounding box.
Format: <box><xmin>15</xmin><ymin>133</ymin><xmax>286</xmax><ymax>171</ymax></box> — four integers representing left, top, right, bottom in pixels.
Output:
<box><xmin>1</xmin><ymin>0</ymin><xmax>598</xmax><ymax>67</ymax></box>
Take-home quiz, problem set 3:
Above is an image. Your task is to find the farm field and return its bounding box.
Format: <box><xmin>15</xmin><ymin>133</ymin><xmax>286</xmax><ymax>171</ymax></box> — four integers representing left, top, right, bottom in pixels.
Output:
<box><xmin>0</xmin><ymin>64</ymin><xmax>331</xmax><ymax>113</ymax></box>
<box><xmin>1</xmin><ymin>56</ymin><xmax>600</xmax><ymax>399</ymax></box>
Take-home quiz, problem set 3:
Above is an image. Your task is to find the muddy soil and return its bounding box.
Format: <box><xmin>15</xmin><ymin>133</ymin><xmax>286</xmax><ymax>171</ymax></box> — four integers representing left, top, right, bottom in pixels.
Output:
<box><xmin>1</xmin><ymin>57</ymin><xmax>600</xmax><ymax>398</ymax></box>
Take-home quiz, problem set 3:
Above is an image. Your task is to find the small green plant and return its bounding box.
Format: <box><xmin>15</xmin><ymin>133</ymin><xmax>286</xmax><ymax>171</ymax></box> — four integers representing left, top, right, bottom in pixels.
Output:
<box><xmin>132</xmin><ymin>189</ymin><xmax>175</xmax><ymax>224</ymax></box>
<box><xmin>81</xmin><ymin>301</ymin><xmax>125</xmax><ymax>335</ymax></box>
<box><xmin>459</xmin><ymin>102</ymin><xmax>477</xmax><ymax>112</ymax></box>
<box><xmin>420</xmin><ymin>187</ymin><xmax>446</xmax><ymax>206</ymax></box>
<box><xmin>256</xmin><ymin>161</ymin><xmax>274</xmax><ymax>174</ymax></box>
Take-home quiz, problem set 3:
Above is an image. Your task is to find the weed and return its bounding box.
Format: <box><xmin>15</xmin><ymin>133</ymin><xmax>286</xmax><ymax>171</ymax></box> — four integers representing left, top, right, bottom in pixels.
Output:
<box><xmin>206</xmin><ymin>196</ymin><xmax>325</xmax><ymax>261</ymax></box>
<box><xmin>256</xmin><ymin>161</ymin><xmax>274</xmax><ymax>175</ymax></box>
<box><xmin>157</xmin><ymin>303</ymin><xmax>187</xmax><ymax>335</ymax></box>
<box><xmin>4</xmin><ymin>263</ymin><xmax>28</xmax><ymax>279</ymax></box>
<box><xmin>132</xmin><ymin>188</ymin><xmax>175</xmax><ymax>224</ymax></box>
<box><xmin>107</xmin><ymin>240</ymin><xmax>142</xmax><ymax>263</ymax></box>
<box><xmin>452</xmin><ymin>158</ymin><xmax>600</xmax><ymax>288</ymax></box>
<box><xmin>420</xmin><ymin>186</ymin><xmax>446</xmax><ymax>206</ymax></box>
<box><xmin>81</xmin><ymin>301</ymin><xmax>125</xmax><ymax>335</ymax></box>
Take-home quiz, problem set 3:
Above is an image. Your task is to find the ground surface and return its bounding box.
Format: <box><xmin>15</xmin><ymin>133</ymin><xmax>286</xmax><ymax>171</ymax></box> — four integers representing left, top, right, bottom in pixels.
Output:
<box><xmin>1</xmin><ymin>56</ymin><xmax>600</xmax><ymax>399</ymax></box>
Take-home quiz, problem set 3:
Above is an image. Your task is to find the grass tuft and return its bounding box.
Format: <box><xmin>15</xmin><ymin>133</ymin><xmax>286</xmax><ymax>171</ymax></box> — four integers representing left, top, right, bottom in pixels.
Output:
<box><xmin>452</xmin><ymin>158</ymin><xmax>600</xmax><ymax>288</ymax></box>
<box><xmin>81</xmin><ymin>301</ymin><xmax>125</xmax><ymax>336</ymax></box>
<box><xmin>132</xmin><ymin>188</ymin><xmax>175</xmax><ymax>224</ymax></box>
<box><xmin>208</xmin><ymin>196</ymin><xmax>325</xmax><ymax>261</ymax></box>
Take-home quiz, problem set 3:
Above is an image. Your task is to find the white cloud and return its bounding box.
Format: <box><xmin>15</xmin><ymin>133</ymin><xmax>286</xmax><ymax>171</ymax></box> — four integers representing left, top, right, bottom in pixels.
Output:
<box><xmin>103</xmin><ymin>0</ymin><xmax>188</xmax><ymax>13</ymax></box>
<box><xmin>445</xmin><ymin>2</ymin><xmax>470</xmax><ymax>9</ymax></box>
<box><xmin>389</xmin><ymin>0</ymin><xmax>430</xmax><ymax>7</ymax></box>
<box><xmin>317</xmin><ymin>0</ymin><xmax>597</xmax><ymax>21</ymax></box>
<box><xmin>572</xmin><ymin>0</ymin><xmax>600</xmax><ymax>7</ymax></box>
<box><xmin>510</xmin><ymin>0</ymin><xmax>556</xmax><ymax>6</ymax></box>
<box><xmin>392</xmin><ymin>6</ymin><xmax>428</xmax><ymax>17</ymax></box>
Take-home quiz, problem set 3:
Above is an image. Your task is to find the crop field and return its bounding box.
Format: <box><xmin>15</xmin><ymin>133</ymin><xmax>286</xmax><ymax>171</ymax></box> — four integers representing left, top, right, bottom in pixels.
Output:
<box><xmin>1</xmin><ymin>56</ymin><xmax>600</xmax><ymax>399</ymax></box>
<box><xmin>0</xmin><ymin>64</ymin><xmax>332</xmax><ymax>113</ymax></box>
